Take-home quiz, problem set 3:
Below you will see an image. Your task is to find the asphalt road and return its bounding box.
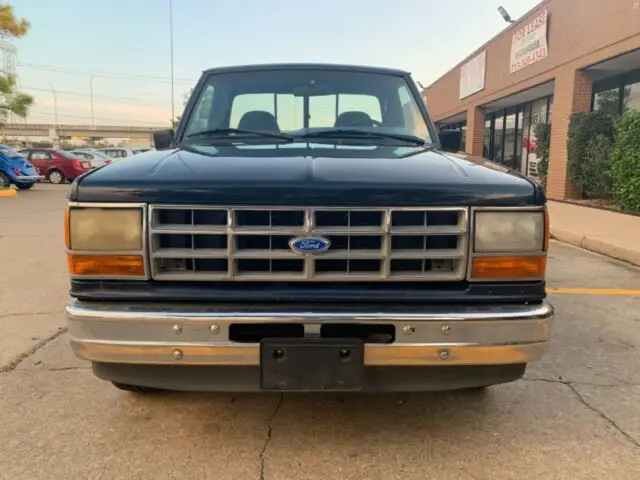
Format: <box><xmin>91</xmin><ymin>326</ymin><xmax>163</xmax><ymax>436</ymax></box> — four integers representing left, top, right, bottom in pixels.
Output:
<box><xmin>1</xmin><ymin>184</ymin><xmax>639</xmax><ymax>480</ymax></box>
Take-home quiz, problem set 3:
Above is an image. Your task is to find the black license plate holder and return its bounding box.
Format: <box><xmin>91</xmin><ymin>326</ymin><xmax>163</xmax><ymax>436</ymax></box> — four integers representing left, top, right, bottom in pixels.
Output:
<box><xmin>260</xmin><ymin>338</ymin><xmax>364</xmax><ymax>392</ymax></box>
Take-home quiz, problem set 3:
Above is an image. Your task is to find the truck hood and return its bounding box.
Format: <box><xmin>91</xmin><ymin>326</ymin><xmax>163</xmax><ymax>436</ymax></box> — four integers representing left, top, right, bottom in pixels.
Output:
<box><xmin>71</xmin><ymin>147</ymin><xmax>543</xmax><ymax>206</ymax></box>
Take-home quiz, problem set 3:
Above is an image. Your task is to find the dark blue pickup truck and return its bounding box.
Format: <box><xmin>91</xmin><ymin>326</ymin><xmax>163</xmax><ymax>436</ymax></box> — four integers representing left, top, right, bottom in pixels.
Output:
<box><xmin>64</xmin><ymin>63</ymin><xmax>553</xmax><ymax>393</ymax></box>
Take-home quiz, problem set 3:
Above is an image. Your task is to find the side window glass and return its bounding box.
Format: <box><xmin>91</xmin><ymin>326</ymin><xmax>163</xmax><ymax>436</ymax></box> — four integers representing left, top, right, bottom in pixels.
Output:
<box><xmin>185</xmin><ymin>84</ymin><xmax>215</xmax><ymax>135</ymax></box>
<box><xmin>31</xmin><ymin>151</ymin><xmax>49</xmax><ymax>160</ymax></box>
<box><xmin>398</xmin><ymin>84</ymin><xmax>429</xmax><ymax>140</ymax></box>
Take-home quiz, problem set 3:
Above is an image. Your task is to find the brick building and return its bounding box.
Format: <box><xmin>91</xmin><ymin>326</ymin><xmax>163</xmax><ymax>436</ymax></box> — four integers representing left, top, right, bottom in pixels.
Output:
<box><xmin>422</xmin><ymin>0</ymin><xmax>640</xmax><ymax>200</ymax></box>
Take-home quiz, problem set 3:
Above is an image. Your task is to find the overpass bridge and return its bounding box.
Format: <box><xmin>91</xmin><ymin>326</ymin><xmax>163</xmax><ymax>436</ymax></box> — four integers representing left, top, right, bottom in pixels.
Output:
<box><xmin>0</xmin><ymin>123</ymin><xmax>168</xmax><ymax>140</ymax></box>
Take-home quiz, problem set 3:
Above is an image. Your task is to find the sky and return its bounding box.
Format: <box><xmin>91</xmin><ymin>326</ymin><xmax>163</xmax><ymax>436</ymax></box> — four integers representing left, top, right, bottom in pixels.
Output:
<box><xmin>10</xmin><ymin>0</ymin><xmax>541</xmax><ymax>127</ymax></box>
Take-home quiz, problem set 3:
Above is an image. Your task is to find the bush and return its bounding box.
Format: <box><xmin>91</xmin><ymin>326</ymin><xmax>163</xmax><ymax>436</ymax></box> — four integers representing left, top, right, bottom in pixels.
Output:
<box><xmin>610</xmin><ymin>111</ymin><xmax>640</xmax><ymax>212</ymax></box>
<box><xmin>533</xmin><ymin>123</ymin><xmax>551</xmax><ymax>187</ymax></box>
<box><xmin>567</xmin><ymin>111</ymin><xmax>615</xmax><ymax>198</ymax></box>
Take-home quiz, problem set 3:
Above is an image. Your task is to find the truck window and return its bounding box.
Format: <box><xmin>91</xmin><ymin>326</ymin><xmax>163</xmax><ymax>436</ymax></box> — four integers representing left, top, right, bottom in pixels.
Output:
<box><xmin>309</xmin><ymin>94</ymin><xmax>381</xmax><ymax>128</ymax></box>
<box><xmin>399</xmin><ymin>84</ymin><xmax>428</xmax><ymax>140</ymax></box>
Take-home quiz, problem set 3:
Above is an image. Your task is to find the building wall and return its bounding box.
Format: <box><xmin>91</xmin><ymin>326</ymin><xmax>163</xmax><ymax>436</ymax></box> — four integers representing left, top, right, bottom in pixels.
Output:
<box><xmin>423</xmin><ymin>0</ymin><xmax>640</xmax><ymax>200</ymax></box>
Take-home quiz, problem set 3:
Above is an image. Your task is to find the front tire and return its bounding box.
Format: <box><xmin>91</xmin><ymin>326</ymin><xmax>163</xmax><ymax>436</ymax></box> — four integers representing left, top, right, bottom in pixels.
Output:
<box><xmin>47</xmin><ymin>169</ymin><xmax>65</xmax><ymax>184</ymax></box>
<box><xmin>111</xmin><ymin>382</ymin><xmax>164</xmax><ymax>394</ymax></box>
<box><xmin>15</xmin><ymin>182</ymin><xmax>34</xmax><ymax>190</ymax></box>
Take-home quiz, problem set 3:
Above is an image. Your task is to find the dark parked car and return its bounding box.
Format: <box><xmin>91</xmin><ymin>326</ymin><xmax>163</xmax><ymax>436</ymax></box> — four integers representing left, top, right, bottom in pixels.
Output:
<box><xmin>19</xmin><ymin>148</ymin><xmax>93</xmax><ymax>184</ymax></box>
<box><xmin>65</xmin><ymin>63</ymin><xmax>553</xmax><ymax>394</ymax></box>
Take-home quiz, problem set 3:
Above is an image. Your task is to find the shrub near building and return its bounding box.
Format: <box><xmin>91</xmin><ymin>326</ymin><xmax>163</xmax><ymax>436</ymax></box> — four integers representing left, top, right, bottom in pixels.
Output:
<box><xmin>611</xmin><ymin>112</ymin><xmax>640</xmax><ymax>213</ymax></box>
<box><xmin>567</xmin><ymin>112</ymin><xmax>616</xmax><ymax>199</ymax></box>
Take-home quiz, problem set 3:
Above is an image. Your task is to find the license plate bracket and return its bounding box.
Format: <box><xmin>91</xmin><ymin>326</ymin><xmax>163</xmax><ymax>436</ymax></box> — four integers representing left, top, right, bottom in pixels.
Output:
<box><xmin>260</xmin><ymin>338</ymin><xmax>364</xmax><ymax>392</ymax></box>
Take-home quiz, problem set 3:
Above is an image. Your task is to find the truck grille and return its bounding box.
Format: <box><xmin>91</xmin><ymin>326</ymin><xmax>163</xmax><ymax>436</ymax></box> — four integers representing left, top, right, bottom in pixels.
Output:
<box><xmin>149</xmin><ymin>206</ymin><xmax>468</xmax><ymax>281</ymax></box>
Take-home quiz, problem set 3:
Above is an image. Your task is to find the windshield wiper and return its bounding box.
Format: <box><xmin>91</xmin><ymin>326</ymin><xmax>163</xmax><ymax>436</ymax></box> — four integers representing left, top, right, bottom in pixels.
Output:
<box><xmin>185</xmin><ymin>128</ymin><xmax>294</xmax><ymax>142</ymax></box>
<box><xmin>294</xmin><ymin>129</ymin><xmax>426</xmax><ymax>146</ymax></box>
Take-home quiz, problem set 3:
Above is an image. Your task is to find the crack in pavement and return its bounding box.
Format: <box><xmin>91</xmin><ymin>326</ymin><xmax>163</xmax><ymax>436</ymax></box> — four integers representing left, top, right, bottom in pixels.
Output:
<box><xmin>0</xmin><ymin>327</ymin><xmax>68</xmax><ymax>374</ymax></box>
<box><xmin>523</xmin><ymin>377</ymin><xmax>640</xmax><ymax>448</ymax></box>
<box><xmin>524</xmin><ymin>376</ymin><xmax>640</xmax><ymax>388</ymax></box>
<box><xmin>0</xmin><ymin>311</ymin><xmax>63</xmax><ymax>319</ymax></box>
<box><xmin>259</xmin><ymin>394</ymin><xmax>284</xmax><ymax>480</ymax></box>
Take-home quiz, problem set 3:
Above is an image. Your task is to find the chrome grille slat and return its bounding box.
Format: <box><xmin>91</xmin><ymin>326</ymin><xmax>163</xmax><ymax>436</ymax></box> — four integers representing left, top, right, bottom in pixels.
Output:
<box><xmin>149</xmin><ymin>206</ymin><xmax>468</xmax><ymax>282</ymax></box>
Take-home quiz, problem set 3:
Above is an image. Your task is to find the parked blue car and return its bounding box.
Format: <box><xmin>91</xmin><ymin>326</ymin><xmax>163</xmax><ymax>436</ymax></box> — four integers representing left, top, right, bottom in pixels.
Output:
<box><xmin>0</xmin><ymin>144</ymin><xmax>43</xmax><ymax>190</ymax></box>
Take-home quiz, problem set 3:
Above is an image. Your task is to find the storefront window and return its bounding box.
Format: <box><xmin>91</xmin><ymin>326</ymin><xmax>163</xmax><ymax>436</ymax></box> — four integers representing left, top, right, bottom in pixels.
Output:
<box><xmin>526</xmin><ymin>98</ymin><xmax>550</xmax><ymax>178</ymax></box>
<box><xmin>503</xmin><ymin>112</ymin><xmax>517</xmax><ymax>169</ymax></box>
<box><xmin>483</xmin><ymin>119</ymin><xmax>491</xmax><ymax>158</ymax></box>
<box><xmin>515</xmin><ymin>107</ymin><xmax>527</xmax><ymax>173</ymax></box>
<box><xmin>623</xmin><ymin>82</ymin><xmax>640</xmax><ymax>113</ymax></box>
<box><xmin>492</xmin><ymin>115</ymin><xmax>504</xmax><ymax>164</ymax></box>
<box><xmin>593</xmin><ymin>88</ymin><xmax>620</xmax><ymax>115</ymax></box>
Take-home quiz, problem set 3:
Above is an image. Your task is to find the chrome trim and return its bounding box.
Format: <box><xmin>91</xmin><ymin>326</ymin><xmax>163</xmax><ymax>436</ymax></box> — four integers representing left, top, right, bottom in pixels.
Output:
<box><xmin>66</xmin><ymin>202</ymin><xmax>149</xmax><ymax>280</ymax></box>
<box><xmin>148</xmin><ymin>205</ymin><xmax>469</xmax><ymax>282</ymax></box>
<box><xmin>467</xmin><ymin>206</ymin><xmax>547</xmax><ymax>282</ymax></box>
<box><xmin>66</xmin><ymin>300</ymin><xmax>553</xmax><ymax>366</ymax></box>
<box><xmin>15</xmin><ymin>175</ymin><xmax>44</xmax><ymax>181</ymax></box>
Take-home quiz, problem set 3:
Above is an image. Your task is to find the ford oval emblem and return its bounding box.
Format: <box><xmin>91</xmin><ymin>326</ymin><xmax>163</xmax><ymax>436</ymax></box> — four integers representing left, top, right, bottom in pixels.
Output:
<box><xmin>289</xmin><ymin>236</ymin><xmax>331</xmax><ymax>254</ymax></box>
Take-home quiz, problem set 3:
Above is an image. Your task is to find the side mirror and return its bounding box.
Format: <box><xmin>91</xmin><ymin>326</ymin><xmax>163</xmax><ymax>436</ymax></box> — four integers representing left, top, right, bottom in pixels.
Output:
<box><xmin>153</xmin><ymin>129</ymin><xmax>174</xmax><ymax>150</ymax></box>
<box><xmin>438</xmin><ymin>130</ymin><xmax>463</xmax><ymax>152</ymax></box>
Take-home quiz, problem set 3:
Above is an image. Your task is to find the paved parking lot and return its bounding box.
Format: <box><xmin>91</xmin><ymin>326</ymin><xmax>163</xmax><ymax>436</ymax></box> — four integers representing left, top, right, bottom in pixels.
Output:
<box><xmin>1</xmin><ymin>184</ymin><xmax>639</xmax><ymax>480</ymax></box>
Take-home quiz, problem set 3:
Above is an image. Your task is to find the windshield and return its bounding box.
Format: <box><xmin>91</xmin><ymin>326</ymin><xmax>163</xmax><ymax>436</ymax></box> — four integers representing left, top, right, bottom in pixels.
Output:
<box><xmin>58</xmin><ymin>150</ymin><xmax>83</xmax><ymax>159</ymax></box>
<box><xmin>181</xmin><ymin>69</ymin><xmax>432</xmax><ymax>153</ymax></box>
<box><xmin>0</xmin><ymin>146</ymin><xmax>23</xmax><ymax>158</ymax></box>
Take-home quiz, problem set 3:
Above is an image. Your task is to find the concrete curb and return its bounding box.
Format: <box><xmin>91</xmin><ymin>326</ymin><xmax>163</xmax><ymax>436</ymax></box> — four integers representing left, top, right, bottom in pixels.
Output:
<box><xmin>551</xmin><ymin>228</ymin><xmax>640</xmax><ymax>267</ymax></box>
<box><xmin>0</xmin><ymin>188</ymin><xmax>17</xmax><ymax>197</ymax></box>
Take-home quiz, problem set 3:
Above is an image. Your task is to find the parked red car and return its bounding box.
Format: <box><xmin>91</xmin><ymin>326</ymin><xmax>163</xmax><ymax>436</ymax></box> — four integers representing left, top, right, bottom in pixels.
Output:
<box><xmin>18</xmin><ymin>149</ymin><xmax>93</xmax><ymax>184</ymax></box>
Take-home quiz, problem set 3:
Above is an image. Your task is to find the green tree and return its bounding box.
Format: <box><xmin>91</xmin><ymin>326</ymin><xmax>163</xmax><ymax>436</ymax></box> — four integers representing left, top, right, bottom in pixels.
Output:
<box><xmin>0</xmin><ymin>4</ymin><xmax>29</xmax><ymax>38</ymax></box>
<box><xmin>0</xmin><ymin>74</ymin><xmax>32</xmax><ymax>120</ymax></box>
<box><xmin>0</xmin><ymin>4</ymin><xmax>33</xmax><ymax>121</ymax></box>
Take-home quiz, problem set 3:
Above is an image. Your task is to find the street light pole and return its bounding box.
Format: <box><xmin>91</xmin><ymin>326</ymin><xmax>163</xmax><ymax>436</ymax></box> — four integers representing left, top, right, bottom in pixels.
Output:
<box><xmin>169</xmin><ymin>0</ymin><xmax>175</xmax><ymax>125</ymax></box>
<box><xmin>49</xmin><ymin>82</ymin><xmax>59</xmax><ymax>147</ymax></box>
<box><xmin>89</xmin><ymin>75</ymin><xmax>95</xmax><ymax>128</ymax></box>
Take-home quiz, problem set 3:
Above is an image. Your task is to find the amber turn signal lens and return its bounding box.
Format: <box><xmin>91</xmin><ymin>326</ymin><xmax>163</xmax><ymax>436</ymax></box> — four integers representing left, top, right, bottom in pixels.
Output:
<box><xmin>67</xmin><ymin>254</ymin><xmax>145</xmax><ymax>277</ymax></box>
<box><xmin>471</xmin><ymin>256</ymin><xmax>546</xmax><ymax>279</ymax></box>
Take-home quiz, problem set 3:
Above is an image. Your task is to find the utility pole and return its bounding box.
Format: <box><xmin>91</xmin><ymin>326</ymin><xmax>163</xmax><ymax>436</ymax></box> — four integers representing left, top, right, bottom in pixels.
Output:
<box><xmin>169</xmin><ymin>0</ymin><xmax>175</xmax><ymax>125</ymax></box>
<box><xmin>89</xmin><ymin>75</ymin><xmax>95</xmax><ymax>128</ymax></box>
<box><xmin>49</xmin><ymin>82</ymin><xmax>59</xmax><ymax>147</ymax></box>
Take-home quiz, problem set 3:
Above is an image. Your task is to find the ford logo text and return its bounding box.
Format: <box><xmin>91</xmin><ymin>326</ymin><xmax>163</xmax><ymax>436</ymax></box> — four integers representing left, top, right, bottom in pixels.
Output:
<box><xmin>289</xmin><ymin>236</ymin><xmax>331</xmax><ymax>254</ymax></box>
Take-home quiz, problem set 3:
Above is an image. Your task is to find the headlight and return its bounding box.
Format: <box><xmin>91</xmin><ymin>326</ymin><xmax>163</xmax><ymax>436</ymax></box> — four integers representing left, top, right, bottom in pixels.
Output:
<box><xmin>67</xmin><ymin>208</ymin><xmax>142</xmax><ymax>251</ymax></box>
<box><xmin>65</xmin><ymin>206</ymin><xmax>146</xmax><ymax>278</ymax></box>
<box><xmin>474</xmin><ymin>211</ymin><xmax>544</xmax><ymax>253</ymax></box>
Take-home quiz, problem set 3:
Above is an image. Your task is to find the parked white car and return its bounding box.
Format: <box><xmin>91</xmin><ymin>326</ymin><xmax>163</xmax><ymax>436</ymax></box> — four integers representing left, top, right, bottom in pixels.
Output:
<box><xmin>69</xmin><ymin>149</ymin><xmax>115</xmax><ymax>168</ymax></box>
<box><xmin>95</xmin><ymin>147</ymin><xmax>137</xmax><ymax>159</ymax></box>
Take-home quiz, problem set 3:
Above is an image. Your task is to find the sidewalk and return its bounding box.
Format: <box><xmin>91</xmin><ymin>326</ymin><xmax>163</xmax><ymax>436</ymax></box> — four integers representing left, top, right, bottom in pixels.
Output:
<box><xmin>548</xmin><ymin>201</ymin><xmax>640</xmax><ymax>266</ymax></box>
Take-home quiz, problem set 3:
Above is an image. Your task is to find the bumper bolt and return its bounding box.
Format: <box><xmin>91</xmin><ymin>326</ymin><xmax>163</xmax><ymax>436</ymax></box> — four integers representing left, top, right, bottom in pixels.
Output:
<box><xmin>437</xmin><ymin>349</ymin><xmax>450</xmax><ymax>360</ymax></box>
<box><xmin>441</xmin><ymin>325</ymin><xmax>451</xmax><ymax>334</ymax></box>
<box><xmin>403</xmin><ymin>325</ymin><xmax>415</xmax><ymax>335</ymax></box>
<box><xmin>172</xmin><ymin>349</ymin><xmax>183</xmax><ymax>360</ymax></box>
<box><xmin>209</xmin><ymin>324</ymin><xmax>220</xmax><ymax>335</ymax></box>
<box><xmin>172</xmin><ymin>324</ymin><xmax>182</xmax><ymax>334</ymax></box>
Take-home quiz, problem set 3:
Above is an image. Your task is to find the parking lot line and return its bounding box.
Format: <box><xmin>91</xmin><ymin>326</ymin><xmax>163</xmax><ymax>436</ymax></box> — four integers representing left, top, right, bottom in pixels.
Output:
<box><xmin>548</xmin><ymin>288</ymin><xmax>640</xmax><ymax>296</ymax></box>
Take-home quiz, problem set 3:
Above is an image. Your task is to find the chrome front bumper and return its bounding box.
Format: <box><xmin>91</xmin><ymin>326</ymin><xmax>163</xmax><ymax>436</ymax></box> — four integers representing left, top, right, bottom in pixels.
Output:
<box><xmin>15</xmin><ymin>175</ymin><xmax>44</xmax><ymax>181</ymax></box>
<box><xmin>66</xmin><ymin>301</ymin><xmax>553</xmax><ymax>366</ymax></box>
